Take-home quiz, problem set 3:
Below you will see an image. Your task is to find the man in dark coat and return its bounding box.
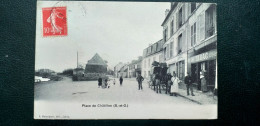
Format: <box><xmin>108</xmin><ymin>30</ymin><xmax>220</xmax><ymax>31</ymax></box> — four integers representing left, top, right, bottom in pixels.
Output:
<box><xmin>184</xmin><ymin>73</ymin><xmax>195</xmax><ymax>96</ymax></box>
<box><xmin>98</xmin><ymin>77</ymin><xmax>102</xmax><ymax>88</ymax></box>
<box><xmin>119</xmin><ymin>76</ymin><xmax>123</xmax><ymax>86</ymax></box>
<box><xmin>136</xmin><ymin>73</ymin><xmax>144</xmax><ymax>90</ymax></box>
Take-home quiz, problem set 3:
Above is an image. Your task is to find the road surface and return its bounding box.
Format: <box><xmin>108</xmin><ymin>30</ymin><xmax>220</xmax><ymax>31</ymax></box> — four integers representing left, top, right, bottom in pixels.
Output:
<box><xmin>34</xmin><ymin>77</ymin><xmax>217</xmax><ymax>119</ymax></box>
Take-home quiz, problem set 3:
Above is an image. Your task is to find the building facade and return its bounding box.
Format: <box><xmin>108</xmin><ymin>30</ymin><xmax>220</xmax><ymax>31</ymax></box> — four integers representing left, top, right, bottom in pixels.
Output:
<box><xmin>85</xmin><ymin>53</ymin><xmax>107</xmax><ymax>73</ymax></box>
<box><xmin>162</xmin><ymin>2</ymin><xmax>217</xmax><ymax>90</ymax></box>
<box><xmin>142</xmin><ymin>39</ymin><xmax>164</xmax><ymax>78</ymax></box>
<box><xmin>127</xmin><ymin>56</ymin><xmax>142</xmax><ymax>78</ymax></box>
<box><xmin>114</xmin><ymin>62</ymin><xmax>124</xmax><ymax>78</ymax></box>
<box><xmin>119</xmin><ymin>64</ymin><xmax>128</xmax><ymax>78</ymax></box>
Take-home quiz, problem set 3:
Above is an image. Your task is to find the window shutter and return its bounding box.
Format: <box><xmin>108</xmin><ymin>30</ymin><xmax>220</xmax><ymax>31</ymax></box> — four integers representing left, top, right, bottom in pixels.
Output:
<box><xmin>197</xmin><ymin>16</ymin><xmax>200</xmax><ymax>43</ymax></box>
<box><xmin>213</xmin><ymin>5</ymin><xmax>217</xmax><ymax>33</ymax></box>
<box><xmin>191</xmin><ymin>25</ymin><xmax>193</xmax><ymax>46</ymax></box>
<box><xmin>163</xmin><ymin>30</ymin><xmax>165</xmax><ymax>42</ymax></box>
<box><xmin>170</xmin><ymin>42</ymin><xmax>173</xmax><ymax>57</ymax></box>
<box><xmin>182</xmin><ymin>4</ymin><xmax>185</xmax><ymax>24</ymax></box>
<box><xmin>182</xmin><ymin>30</ymin><xmax>186</xmax><ymax>51</ymax></box>
<box><xmin>167</xmin><ymin>44</ymin><xmax>170</xmax><ymax>58</ymax></box>
<box><xmin>200</xmin><ymin>12</ymin><xmax>205</xmax><ymax>41</ymax></box>
<box><xmin>188</xmin><ymin>3</ymin><xmax>191</xmax><ymax>15</ymax></box>
<box><xmin>194</xmin><ymin>23</ymin><xmax>196</xmax><ymax>45</ymax></box>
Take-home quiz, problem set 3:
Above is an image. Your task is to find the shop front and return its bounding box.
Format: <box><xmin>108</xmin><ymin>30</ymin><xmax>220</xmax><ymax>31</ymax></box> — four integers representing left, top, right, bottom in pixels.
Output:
<box><xmin>189</xmin><ymin>49</ymin><xmax>217</xmax><ymax>91</ymax></box>
<box><xmin>166</xmin><ymin>53</ymin><xmax>187</xmax><ymax>81</ymax></box>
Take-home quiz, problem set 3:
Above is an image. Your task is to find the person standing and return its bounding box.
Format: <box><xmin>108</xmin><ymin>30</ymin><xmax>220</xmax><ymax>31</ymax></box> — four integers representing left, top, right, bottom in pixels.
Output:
<box><xmin>119</xmin><ymin>76</ymin><xmax>123</xmax><ymax>86</ymax></box>
<box><xmin>113</xmin><ymin>79</ymin><xmax>116</xmax><ymax>85</ymax></box>
<box><xmin>170</xmin><ymin>72</ymin><xmax>180</xmax><ymax>96</ymax></box>
<box><xmin>136</xmin><ymin>73</ymin><xmax>144</xmax><ymax>90</ymax></box>
<box><xmin>184</xmin><ymin>73</ymin><xmax>195</xmax><ymax>96</ymax></box>
<box><xmin>102</xmin><ymin>79</ymin><xmax>106</xmax><ymax>88</ymax></box>
<box><xmin>98</xmin><ymin>77</ymin><xmax>102</xmax><ymax>88</ymax></box>
<box><xmin>104</xmin><ymin>78</ymin><xmax>108</xmax><ymax>88</ymax></box>
<box><xmin>166</xmin><ymin>73</ymin><xmax>173</xmax><ymax>94</ymax></box>
<box><xmin>200</xmin><ymin>71</ymin><xmax>207</xmax><ymax>92</ymax></box>
<box><xmin>107</xmin><ymin>81</ymin><xmax>111</xmax><ymax>89</ymax></box>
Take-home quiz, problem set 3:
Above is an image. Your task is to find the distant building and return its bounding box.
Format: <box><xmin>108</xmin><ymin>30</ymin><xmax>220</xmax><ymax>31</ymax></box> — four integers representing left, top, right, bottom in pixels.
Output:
<box><xmin>142</xmin><ymin>39</ymin><xmax>164</xmax><ymax>78</ymax></box>
<box><xmin>85</xmin><ymin>53</ymin><xmax>107</xmax><ymax>73</ymax></box>
<box><xmin>118</xmin><ymin>64</ymin><xmax>128</xmax><ymax>78</ymax></box>
<box><xmin>114</xmin><ymin>62</ymin><xmax>124</xmax><ymax>78</ymax></box>
<box><xmin>35</xmin><ymin>69</ymin><xmax>56</xmax><ymax>77</ymax></box>
<box><xmin>127</xmin><ymin>56</ymin><xmax>142</xmax><ymax>78</ymax></box>
<box><xmin>73</xmin><ymin>68</ymin><xmax>84</xmax><ymax>76</ymax></box>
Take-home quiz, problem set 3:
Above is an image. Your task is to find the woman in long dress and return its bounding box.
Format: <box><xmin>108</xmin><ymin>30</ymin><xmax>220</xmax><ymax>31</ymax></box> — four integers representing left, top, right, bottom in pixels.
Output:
<box><xmin>200</xmin><ymin>71</ymin><xmax>207</xmax><ymax>92</ymax></box>
<box><xmin>170</xmin><ymin>72</ymin><xmax>180</xmax><ymax>96</ymax></box>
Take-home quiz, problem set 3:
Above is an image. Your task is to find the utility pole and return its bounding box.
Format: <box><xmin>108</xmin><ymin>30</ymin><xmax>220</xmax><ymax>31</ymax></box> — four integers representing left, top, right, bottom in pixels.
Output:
<box><xmin>77</xmin><ymin>51</ymin><xmax>78</xmax><ymax>68</ymax></box>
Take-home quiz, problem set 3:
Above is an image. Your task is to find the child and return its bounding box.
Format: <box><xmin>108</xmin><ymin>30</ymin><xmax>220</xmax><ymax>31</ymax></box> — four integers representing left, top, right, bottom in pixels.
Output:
<box><xmin>107</xmin><ymin>82</ymin><xmax>111</xmax><ymax>88</ymax></box>
<box><xmin>104</xmin><ymin>79</ymin><xmax>108</xmax><ymax>88</ymax></box>
<box><xmin>113</xmin><ymin>79</ymin><xmax>116</xmax><ymax>85</ymax></box>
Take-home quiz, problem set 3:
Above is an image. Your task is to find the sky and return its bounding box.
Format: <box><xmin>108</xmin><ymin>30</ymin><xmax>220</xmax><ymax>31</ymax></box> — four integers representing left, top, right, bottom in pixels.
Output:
<box><xmin>35</xmin><ymin>1</ymin><xmax>170</xmax><ymax>72</ymax></box>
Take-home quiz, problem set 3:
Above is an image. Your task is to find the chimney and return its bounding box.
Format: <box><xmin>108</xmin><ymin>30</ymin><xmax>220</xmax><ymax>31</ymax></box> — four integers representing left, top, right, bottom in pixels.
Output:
<box><xmin>165</xmin><ymin>9</ymin><xmax>170</xmax><ymax>17</ymax></box>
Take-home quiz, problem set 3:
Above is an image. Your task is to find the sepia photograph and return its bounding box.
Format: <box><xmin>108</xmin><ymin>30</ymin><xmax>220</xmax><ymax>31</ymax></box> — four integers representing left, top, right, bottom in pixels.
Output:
<box><xmin>34</xmin><ymin>1</ymin><xmax>217</xmax><ymax>119</ymax></box>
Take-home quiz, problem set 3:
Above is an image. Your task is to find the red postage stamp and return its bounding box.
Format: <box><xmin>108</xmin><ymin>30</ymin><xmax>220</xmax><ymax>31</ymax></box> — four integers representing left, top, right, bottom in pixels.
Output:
<box><xmin>42</xmin><ymin>7</ymin><xmax>67</xmax><ymax>37</ymax></box>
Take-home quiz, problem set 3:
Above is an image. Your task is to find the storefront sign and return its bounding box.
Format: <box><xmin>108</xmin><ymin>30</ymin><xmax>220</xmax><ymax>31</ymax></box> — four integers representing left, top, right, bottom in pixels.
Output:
<box><xmin>190</xmin><ymin>50</ymin><xmax>217</xmax><ymax>63</ymax></box>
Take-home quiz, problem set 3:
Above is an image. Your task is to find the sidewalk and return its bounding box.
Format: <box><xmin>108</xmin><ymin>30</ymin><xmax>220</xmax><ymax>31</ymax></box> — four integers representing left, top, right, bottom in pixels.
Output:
<box><xmin>121</xmin><ymin>78</ymin><xmax>217</xmax><ymax>105</ymax></box>
<box><xmin>143</xmin><ymin>78</ymin><xmax>217</xmax><ymax>105</ymax></box>
<box><xmin>178</xmin><ymin>83</ymin><xmax>218</xmax><ymax>105</ymax></box>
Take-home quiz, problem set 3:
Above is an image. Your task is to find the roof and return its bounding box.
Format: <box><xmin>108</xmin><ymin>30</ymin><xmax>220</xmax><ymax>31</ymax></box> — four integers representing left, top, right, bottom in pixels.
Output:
<box><xmin>119</xmin><ymin>65</ymin><xmax>128</xmax><ymax>72</ymax></box>
<box><xmin>143</xmin><ymin>39</ymin><xmax>164</xmax><ymax>57</ymax></box>
<box><xmin>161</xmin><ymin>2</ymin><xmax>178</xmax><ymax>26</ymax></box>
<box><xmin>86</xmin><ymin>53</ymin><xmax>107</xmax><ymax>66</ymax></box>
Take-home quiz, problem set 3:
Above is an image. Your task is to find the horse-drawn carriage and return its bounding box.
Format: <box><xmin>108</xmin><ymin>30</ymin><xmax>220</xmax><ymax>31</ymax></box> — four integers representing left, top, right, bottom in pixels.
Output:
<box><xmin>148</xmin><ymin>61</ymin><xmax>171</xmax><ymax>94</ymax></box>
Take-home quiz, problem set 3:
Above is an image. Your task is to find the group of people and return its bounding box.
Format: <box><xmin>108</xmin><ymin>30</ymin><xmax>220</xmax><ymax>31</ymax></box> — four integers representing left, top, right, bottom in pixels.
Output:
<box><xmin>148</xmin><ymin>71</ymin><xmax>196</xmax><ymax>97</ymax></box>
<box><xmin>97</xmin><ymin>76</ymin><xmax>124</xmax><ymax>89</ymax></box>
<box><xmin>97</xmin><ymin>71</ymin><xmax>203</xmax><ymax>96</ymax></box>
<box><xmin>167</xmin><ymin>72</ymin><xmax>195</xmax><ymax>96</ymax></box>
<box><xmin>98</xmin><ymin>78</ymin><xmax>111</xmax><ymax>89</ymax></box>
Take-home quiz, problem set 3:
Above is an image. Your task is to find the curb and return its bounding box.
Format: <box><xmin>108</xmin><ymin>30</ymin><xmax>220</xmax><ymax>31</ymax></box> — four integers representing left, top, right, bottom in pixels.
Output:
<box><xmin>177</xmin><ymin>94</ymin><xmax>202</xmax><ymax>105</ymax></box>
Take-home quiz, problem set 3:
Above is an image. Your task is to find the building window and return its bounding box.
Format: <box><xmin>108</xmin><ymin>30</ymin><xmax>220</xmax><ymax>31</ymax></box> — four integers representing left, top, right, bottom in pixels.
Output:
<box><xmin>198</xmin><ymin>14</ymin><xmax>204</xmax><ymax>41</ymax></box>
<box><xmin>191</xmin><ymin>3</ymin><xmax>196</xmax><ymax>13</ymax></box>
<box><xmin>205</xmin><ymin>4</ymin><xmax>216</xmax><ymax>38</ymax></box>
<box><xmin>155</xmin><ymin>43</ymin><xmax>158</xmax><ymax>52</ymax></box>
<box><xmin>177</xmin><ymin>61</ymin><xmax>185</xmax><ymax>80</ymax></box>
<box><xmin>153</xmin><ymin>43</ymin><xmax>157</xmax><ymax>53</ymax></box>
<box><xmin>143</xmin><ymin>49</ymin><xmax>147</xmax><ymax>57</ymax></box>
<box><xmin>159</xmin><ymin>54</ymin><xmax>163</xmax><ymax>62</ymax></box>
<box><xmin>170</xmin><ymin>42</ymin><xmax>173</xmax><ymax>57</ymax></box>
<box><xmin>178</xmin><ymin>7</ymin><xmax>183</xmax><ymax>28</ymax></box>
<box><xmin>163</xmin><ymin>27</ymin><xmax>168</xmax><ymax>42</ymax></box>
<box><xmin>148</xmin><ymin>59</ymin><xmax>150</xmax><ymax>67</ymax></box>
<box><xmin>170</xmin><ymin>19</ymin><xmax>174</xmax><ymax>36</ymax></box>
<box><xmin>144</xmin><ymin>60</ymin><xmax>146</xmax><ymax>68</ymax></box>
<box><xmin>167</xmin><ymin>44</ymin><xmax>170</xmax><ymax>58</ymax></box>
<box><xmin>191</xmin><ymin>22</ymin><xmax>196</xmax><ymax>46</ymax></box>
<box><xmin>178</xmin><ymin>34</ymin><xmax>182</xmax><ymax>54</ymax></box>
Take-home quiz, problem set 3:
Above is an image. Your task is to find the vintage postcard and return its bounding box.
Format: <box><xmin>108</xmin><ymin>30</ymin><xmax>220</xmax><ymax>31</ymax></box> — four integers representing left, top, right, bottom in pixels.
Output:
<box><xmin>34</xmin><ymin>1</ymin><xmax>217</xmax><ymax>119</ymax></box>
